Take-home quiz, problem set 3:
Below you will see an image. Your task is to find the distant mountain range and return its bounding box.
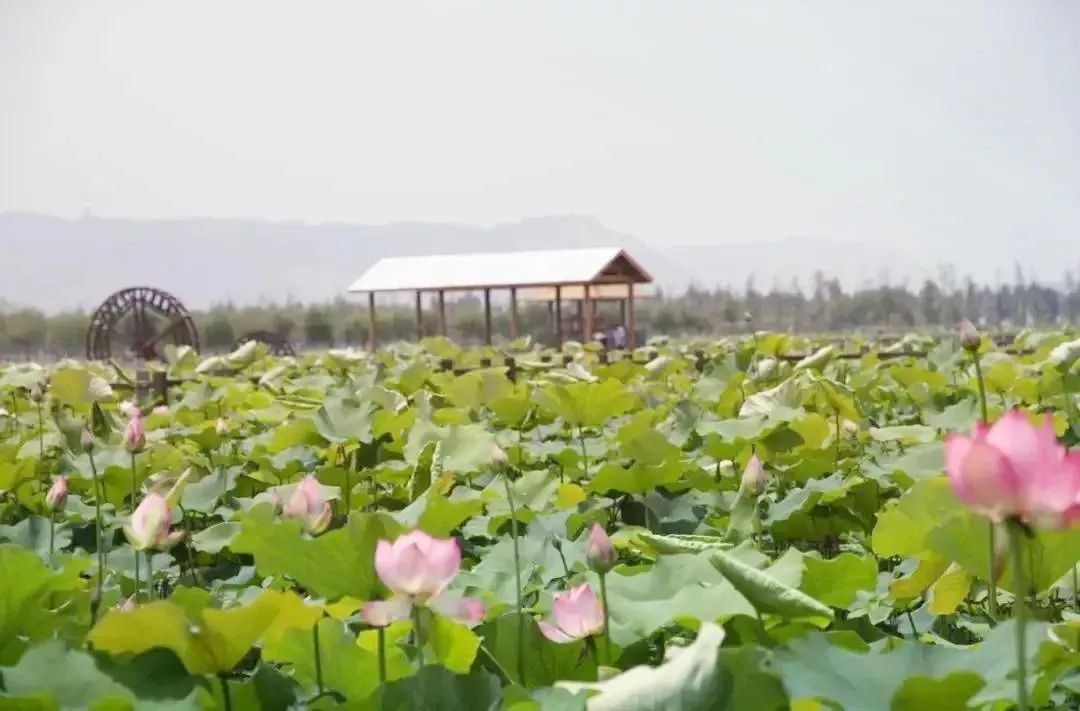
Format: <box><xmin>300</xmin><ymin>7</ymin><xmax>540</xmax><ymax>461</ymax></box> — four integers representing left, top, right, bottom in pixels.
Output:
<box><xmin>1</xmin><ymin>212</ymin><xmax>1076</xmax><ymax>312</ymax></box>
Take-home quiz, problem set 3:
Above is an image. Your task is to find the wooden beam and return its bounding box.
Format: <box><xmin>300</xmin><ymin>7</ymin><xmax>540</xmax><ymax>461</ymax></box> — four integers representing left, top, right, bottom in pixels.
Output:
<box><xmin>627</xmin><ymin>282</ymin><xmax>636</xmax><ymax>350</ymax></box>
<box><xmin>483</xmin><ymin>288</ymin><xmax>493</xmax><ymax>345</ymax></box>
<box><xmin>367</xmin><ymin>291</ymin><xmax>377</xmax><ymax>351</ymax></box>
<box><xmin>509</xmin><ymin>287</ymin><xmax>519</xmax><ymax>340</ymax></box>
<box><xmin>415</xmin><ymin>290</ymin><xmax>424</xmax><ymax>341</ymax></box>
<box><xmin>582</xmin><ymin>283</ymin><xmax>593</xmax><ymax>344</ymax></box>
<box><xmin>555</xmin><ymin>285</ymin><xmax>563</xmax><ymax>349</ymax></box>
<box><xmin>438</xmin><ymin>290</ymin><xmax>447</xmax><ymax>336</ymax></box>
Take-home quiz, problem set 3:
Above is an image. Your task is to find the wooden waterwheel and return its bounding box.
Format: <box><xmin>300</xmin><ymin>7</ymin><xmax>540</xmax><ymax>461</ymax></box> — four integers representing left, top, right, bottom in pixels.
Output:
<box><xmin>86</xmin><ymin>287</ymin><xmax>199</xmax><ymax>360</ymax></box>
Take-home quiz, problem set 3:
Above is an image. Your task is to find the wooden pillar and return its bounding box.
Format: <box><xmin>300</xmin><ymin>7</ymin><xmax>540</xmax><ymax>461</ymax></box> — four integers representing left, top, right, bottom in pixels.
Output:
<box><xmin>438</xmin><ymin>290</ymin><xmax>447</xmax><ymax>336</ymax></box>
<box><xmin>582</xmin><ymin>284</ymin><xmax>593</xmax><ymax>343</ymax></box>
<box><xmin>555</xmin><ymin>285</ymin><xmax>563</xmax><ymax>349</ymax></box>
<box><xmin>367</xmin><ymin>291</ymin><xmax>377</xmax><ymax>351</ymax></box>
<box><xmin>626</xmin><ymin>282</ymin><xmax>636</xmax><ymax>349</ymax></box>
<box><xmin>509</xmin><ymin>287</ymin><xmax>519</xmax><ymax>340</ymax></box>
<box><xmin>483</xmin><ymin>288</ymin><xmax>493</xmax><ymax>345</ymax></box>
<box><xmin>415</xmin><ymin>290</ymin><xmax>424</xmax><ymax>341</ymax></box>
<box><xmin>576</xmin><ymin>299</ymin><xmax>584</xmax><ymax>341</ymax></box>
<box><xmin>619</xmin><ymin>298</ymin><xmax>627</xmax><ymax>329</ymax></box>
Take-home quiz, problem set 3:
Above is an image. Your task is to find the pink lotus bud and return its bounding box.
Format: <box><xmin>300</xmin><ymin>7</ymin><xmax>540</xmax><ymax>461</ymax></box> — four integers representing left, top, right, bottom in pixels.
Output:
<box><xmin>123</xmin><ymin>493</ymin><xmax>185</xmax><ymax>551</ymax></box>
<box><xmin>374</xmin><ymin>529</ymin><xmax>462</xmax><ymax>603</ymax></box>
<box><xmin>741</xmin><ymin>454</ymin><xmax>766</xmax><ymax>495</ymax></box>
<box><xmin>45</xmin><ymin>476</ymin><xmax>69</xmax><ymax>513</ymax></box>
<box><xmin>282</xmin><ymin>475</ymin><xmax>332</xmax><ymax>535</ymax></box>
<box><xmin>946</xmin><ymin>410</ymin><xmax>1080</xmax><ymax>528</ymax></box>
<box><xmin>585</xmin><ymin>523</ymin><xmax>616</xmax><ymax>574</ymax></box>
<box><xmin>539</xmin><ymin>583</ymin><xmax>605</xmax><ymax>643</ymax></box>
<box><xmin>959</xmin><ymin>319</ymin><xmax>981</xmax><ymax>352</ymax></box>
<box><xmin>122</xmin><ymin>412</ymin><xmax>145</xmax><ymax>453</ymax></box>
<box><xmin>81</xmin><ymin>428</ymin><xmax>95</xmax><ymax>454</ymax></box>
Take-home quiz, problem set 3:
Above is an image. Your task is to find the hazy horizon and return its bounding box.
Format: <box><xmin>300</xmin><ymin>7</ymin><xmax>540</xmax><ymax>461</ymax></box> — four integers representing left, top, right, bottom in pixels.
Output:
<box><xmin>4</xmin><ymin>1</ymin><xmax>1080</xmax><ymax>254</ymax></box>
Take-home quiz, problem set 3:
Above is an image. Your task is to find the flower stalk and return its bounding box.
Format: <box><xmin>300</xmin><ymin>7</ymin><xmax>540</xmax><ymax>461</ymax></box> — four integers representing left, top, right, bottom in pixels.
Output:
<box><xmin>1008</xmin><ymin>519</ymin><xmax>1029</xmax><ymax>710</ymax></box>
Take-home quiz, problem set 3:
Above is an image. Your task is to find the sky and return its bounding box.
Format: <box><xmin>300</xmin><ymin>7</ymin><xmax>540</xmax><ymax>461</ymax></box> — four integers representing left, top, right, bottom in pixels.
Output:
<box><xmin>2</xmin><ymin>0</ymin><xmax>1080</xmax><ymax>251</ymax></box>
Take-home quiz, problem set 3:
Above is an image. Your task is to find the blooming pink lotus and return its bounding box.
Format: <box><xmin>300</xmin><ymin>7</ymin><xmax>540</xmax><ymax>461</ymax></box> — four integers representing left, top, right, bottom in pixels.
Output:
<box><xmin>362</xmin><ymin>530</ymin><xmax>485</xmax><ymax>626</ymax></box>
<box><xmin>123</xmin><ymin>493</ymin><xmax>185</xmax><ymax>550</ymax></box>
<box><xmin>585</xmin><ymin>523</ymin><xmax>616</xmax><ymax>574</ymax></box>
<box><xmin>946</xmin><ymin>410</ymin><xmax>1080</xmax><ymax>528</ymax></box>
<box><xmin>122</xmin><ymin>411</ymin><xmax>145</xmax><ymax>453</ymax></box>
<box><xmin>539</xmin><ymin>583</ymin><xmax>605</xmax><ymax>643</ymax></box>
<box><xmin>282</xmin><ymin>475</ymin><xmax>332</xmax><ymax>535</ymax></box>
<box><xmin>45</xmin><ymin>476</ymin><xmax>68</xmax><ymax>513</ymax></box>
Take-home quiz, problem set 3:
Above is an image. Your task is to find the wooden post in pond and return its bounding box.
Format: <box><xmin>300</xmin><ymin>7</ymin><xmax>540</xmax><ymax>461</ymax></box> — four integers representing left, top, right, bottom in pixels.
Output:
<box><xmin>415</xmin><ymin>290</ymin><xmax>424</xmax><ymax>341</ymax></box>
<box><xmin>509</xmin><ymin>287</ymin><xmax>519</xmax><ymax>340</ymax></box>
<box><xmin>626</xmin><ymin>282</ymin><xmax>636</xmax><ymax>349</ymax></box>
<box><xmin>555</xmin><ymin>285</ymin><xmax>564</xmax><ymax>349</ymax></box>
<box><xmin>438</xmin><ymin>290</ymin><xmax>447</xmax><ymax>337</ymax></box>
<box><xmin>483</xmin><ymin>288</ymin><xmax>493</xmax><ymax>345</ymax></box>
<box><xmin>367</xmin><ymin>292</ymin><xmax>378</xmax><ymax>351</ymax></box>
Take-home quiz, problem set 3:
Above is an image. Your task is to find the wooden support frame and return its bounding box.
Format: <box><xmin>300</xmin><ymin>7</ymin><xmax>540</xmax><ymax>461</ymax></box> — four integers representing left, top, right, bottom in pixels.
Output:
<box><xmin>509</xmin><ymin>287</ymin><xmax>519</xmax><ymax>340</ymax></box>
<box><xmin>627</xmin><ymin>282</ymin><xmax>636</xmax><ymax>349</ymax></box>
<box><xmin>415</xmin><ymin>290</ymin><xmax>424</xmax><ymax>340</ymax></box>
<box><xmin>483</xmin><ymin>288</ymin><xmax>493</xmax><ymax>345</ymax></box>
<box><xmin>367</xmin><ymin>291</ymin><xmax>377</xmax><ymax>351</ymax></box>
<box><xmin>582</xmin><ymin>283</ymin><xmax>593</xmax><ymax>344</ymax></box>
<box><xmin>438</xmin><ymin>290</ymin><xmax>447</xmax><ymax>336</ymax></box>
<box><xmin>555</xmin><ymin>285</ymin><xmax>563</xmax><ymax>349</ymax></box>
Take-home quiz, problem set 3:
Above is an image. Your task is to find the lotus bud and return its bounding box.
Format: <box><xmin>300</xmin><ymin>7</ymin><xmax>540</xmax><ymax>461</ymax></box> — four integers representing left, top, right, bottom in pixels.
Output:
<box><xmin>123</xmin><ymin>493</ymin><xmax>185</xmax><ymax>551</ymax></box>
<box><xmin>122</xmin><ymin>412</ymin><xmax>145</xmax><ymax>453</ymax></box>
<box><xmin>741</xmin><ymin>454</ymin><xmax>766</xmax><ymax>495</ymax></box>
<box><xmin>81</xmin><ymin>428</ymin><xmax>95</xmax><ymax>454</ymax></box>
<box><xmin>959</xmin><ymin>319</ymin><xmax>981</xmax><ymax>352</ymax></box>
<box><xmin>282</xmin><ymin>475</ymin><xmax>333</xmax><ymax>535</ymax></box>
<box><xmin>152</xmin><ymin>405</ymin><xmax>168</xmax><ymax>415</ymax></box>
<box><xmin>842</xmin><ymin>419</ymin><xmax>859</xmax><ymax>437</ymax></box>
<box><xmin>45</xmin><ymin>476</ymin><xmax>69</xmax><ymax>513</ymax></box>
<box><xmin>216</xmin><ymin>417</ymin><xmax>228</xmax><ymax>436</ymax></box>
<box><xmin>28</xmin><ymin>383</ymin><xmax>43</xmax><ymax>403</ymax></box>
<box><xmin>585</xmin><ymin>523</ymin><xmax>616</xmax><ymax>574</ymax></box>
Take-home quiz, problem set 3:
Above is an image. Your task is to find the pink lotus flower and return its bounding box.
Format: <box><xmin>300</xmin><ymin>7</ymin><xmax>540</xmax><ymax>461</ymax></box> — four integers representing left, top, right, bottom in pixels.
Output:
<box><xmin>45</xmin><ymin>476</ymin><xmax>68</xmax><ymax>513</ymax></box>
<box><xmin>117</xmin><ymin>595</ymin><xmax>136</xmax><ymax>612</ymax></box>
<box><xmin>741</xmin><ymin>454</ymin><xmax>766</xmax><ymax>495</ymax></box>
<box><xmin>122</xmin><ymin>411</ymin><xmax>145</xmax><ymax>453</ymax></box>
<box><xmin>362</xmin><ymin>529</ymin><xmax>486</xmax><ymax>627</ymax></box>
<box><xmin>585</xmin><ymin>523</ymin><xmax>616</xmax><ymax>574</ymax></box>
<box><xmin>539</xmin><ymin>583</ymin><xmax>605</xmax><ymax>643</ymax></box>
<box><xmin>946</xmin><ymin>410</ymin><xmax>1080</xmax><ymax>528</ymax></box>
<box><xmin>282</xmin><ymin>475</ymin><xmax>332</xmax><ymax>535</ymax></box>
<box><xmin>152</xmin><ymin>405</ymin><xmax>169</xmax><ymax>415</ymax></box>
<box><xmin>123</xmin><ymin>493</ymin><xmax>185</xmax><ymax>550</ymax></box>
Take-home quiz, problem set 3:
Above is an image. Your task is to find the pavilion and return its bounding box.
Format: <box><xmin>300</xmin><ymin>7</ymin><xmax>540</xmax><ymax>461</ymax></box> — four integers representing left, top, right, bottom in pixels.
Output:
<box><xmin>346</xmin><ymin>247</ymin><xmax>653</xmax><ymax>350</ymax></box>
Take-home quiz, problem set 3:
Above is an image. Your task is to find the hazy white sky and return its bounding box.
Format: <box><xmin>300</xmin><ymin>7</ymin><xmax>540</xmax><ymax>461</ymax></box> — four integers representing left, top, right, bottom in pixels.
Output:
<box><xmin>2</xmin><ymin>0</ymin><xmax>1079</xmax><ymax>248</ymax></box>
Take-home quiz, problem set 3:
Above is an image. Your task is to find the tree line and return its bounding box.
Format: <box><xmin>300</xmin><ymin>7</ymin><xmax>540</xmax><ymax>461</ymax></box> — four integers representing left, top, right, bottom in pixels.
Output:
<box><xmin>2</xmin><ymin>268</ymin><xmax>1078</xmax><ymax>358</ymax></box>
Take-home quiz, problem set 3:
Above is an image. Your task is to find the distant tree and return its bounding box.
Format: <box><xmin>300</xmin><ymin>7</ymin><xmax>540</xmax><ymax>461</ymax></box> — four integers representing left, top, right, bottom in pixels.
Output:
<box><xmin>204</xmin><ymin>314</ymin><xmax>236</xmax><ymax>351</ymax></box>
<box><xmin>304</xmin><ymin>308</ymin><xmax>334</xmax><ymax>346</ymax></box>
<box><xmin>46</xmin><ymin>312</ymin><xmax>90</xmax><ymax>355</ymax></box>
<box><xmin>4</xmin><ymin>309</ymin><xmax>48</xmax><ymax>353</ymax></box>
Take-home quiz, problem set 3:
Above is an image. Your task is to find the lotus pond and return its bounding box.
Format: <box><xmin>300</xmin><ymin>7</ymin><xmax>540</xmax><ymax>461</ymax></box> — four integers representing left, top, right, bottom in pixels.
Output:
<box><xmin>2</xmin><ymin>331</ymin><xmax>1080</xmax><ymax>710</ymax></box>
